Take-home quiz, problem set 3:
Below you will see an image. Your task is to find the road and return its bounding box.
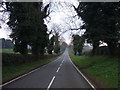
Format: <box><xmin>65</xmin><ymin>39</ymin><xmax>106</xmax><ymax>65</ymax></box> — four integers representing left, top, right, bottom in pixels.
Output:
<box><xmin>2</xmin><ymin>49</ymin><xmax>93</xmax><ymax>89</ymax></box>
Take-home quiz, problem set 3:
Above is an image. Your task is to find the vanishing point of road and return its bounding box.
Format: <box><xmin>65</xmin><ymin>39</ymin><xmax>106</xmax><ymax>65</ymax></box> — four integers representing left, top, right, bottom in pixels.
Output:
<box><xmin>2</xmin><ymin>49</ymin><xmax>94</xmax><ymax>89</ymax></box>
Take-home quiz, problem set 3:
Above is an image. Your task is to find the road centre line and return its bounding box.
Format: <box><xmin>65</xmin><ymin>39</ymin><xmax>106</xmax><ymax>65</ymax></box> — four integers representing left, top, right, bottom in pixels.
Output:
<box><xmin>56</xmin><ymin>67</ymin><xmax>60</xmax><ymax>72</ymax></box>
<box><xmin>60</xmin><ymin>63</ymin><xmax>62</xmax><ymax>66</ymax></box>
<box><xmin>47</xmin><ymin>76</ymin><xmax>56</xmax><ymax>90</ymax></box>
<box><xmin>47</xmin><ymin>55</ymin><xmax>65</xmax><ymax>89</ymax></box>
<box><xmin>47</xmin><ymin>54</ymin><xmax>66</xmax><ymax>90</ymax></box>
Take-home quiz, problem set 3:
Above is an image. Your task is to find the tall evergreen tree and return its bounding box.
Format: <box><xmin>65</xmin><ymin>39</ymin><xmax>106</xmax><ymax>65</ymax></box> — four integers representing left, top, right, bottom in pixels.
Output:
<box><xmin>6</xmin><ymin>3</ymin><xmax>34</xmax><ymax>54</ymax></box>
<box><xmin>74</xmin><ymin>2</ymin><xmax>120</xmax><ymax>55</ymax></box>
<box><xmin>31</xmin><ymin>2</ymin><xmax>49</xmax><ymax>55</ymax></box>
<box><xmin>6</xmin><ymin>2</ymin><xmax>50</xmax><ymax>55</ymax></box>
<box><xmin>47</xmin><ymin>36</ymin><xmax>54</xmax><ymax>54</ymax></box>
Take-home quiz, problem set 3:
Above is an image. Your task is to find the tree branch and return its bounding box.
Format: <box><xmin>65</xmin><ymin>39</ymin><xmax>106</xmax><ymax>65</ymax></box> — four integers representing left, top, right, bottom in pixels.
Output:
<box><xmin>71</xmin><ymin>28</ymin><xmax>81</xmax><ymax>30</ymax></box>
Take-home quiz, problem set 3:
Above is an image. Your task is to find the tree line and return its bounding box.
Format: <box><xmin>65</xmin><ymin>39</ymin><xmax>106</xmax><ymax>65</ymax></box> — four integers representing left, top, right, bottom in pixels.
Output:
<box><xmin>72</xmin><ymin>2</ymin><xmax>120</xmax><ymax>57</ymax></box>
<box><xmin>4</xmin><ymin>2</ymin><xmax>63</xmax><ymax>55</ymax></box>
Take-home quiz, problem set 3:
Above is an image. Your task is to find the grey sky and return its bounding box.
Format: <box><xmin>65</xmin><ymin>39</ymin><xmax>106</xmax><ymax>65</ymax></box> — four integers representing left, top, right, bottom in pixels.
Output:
<box><xmin>0</xmin><ymin>0</ymin><xmax>84</xmax><ymax>44</ymax></box>
<box><xmin>44</xmin><ymin>0</ymin><xmax>84</xmax><ymax>44</ymax></box>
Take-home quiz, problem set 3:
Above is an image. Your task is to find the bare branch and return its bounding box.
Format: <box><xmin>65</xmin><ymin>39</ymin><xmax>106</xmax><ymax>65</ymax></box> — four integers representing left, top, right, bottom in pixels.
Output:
<box><xmin>71</xmin><ymin>28</ymin><xmax>81</xmax><ymax>30</ymax></box>
<box><xmin>0</xmin><ymin>2</ymin><xmax>7</xmax><ymax>12</ymax></box>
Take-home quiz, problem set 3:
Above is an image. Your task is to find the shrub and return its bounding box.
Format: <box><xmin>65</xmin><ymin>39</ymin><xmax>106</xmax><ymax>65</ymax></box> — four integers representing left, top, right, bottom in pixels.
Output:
<box><xmin>94</xmin><ymin>46</ymin><xmax>110</xmax><ymax>56</ymax></box>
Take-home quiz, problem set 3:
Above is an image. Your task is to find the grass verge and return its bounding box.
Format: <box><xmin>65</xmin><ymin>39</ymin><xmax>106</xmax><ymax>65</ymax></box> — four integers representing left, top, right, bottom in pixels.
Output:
<box><xmin>0</xmin><ymin>49</ymin><xmax>32</xmax><ymax>54</ymax></box>
<box><xmin>69</xmin><ymin>51</ymin><xmax>119</xmax><ymax>88</ymax></box>
<box><xmin>0</xmin><ymin>49</ymin><xmax>16</xmax><ymax>54</ymax></box>
<box><xmin>2</xmin><ymin>54</ymin><xmax>60</xmax><ymax>83</ymax></box>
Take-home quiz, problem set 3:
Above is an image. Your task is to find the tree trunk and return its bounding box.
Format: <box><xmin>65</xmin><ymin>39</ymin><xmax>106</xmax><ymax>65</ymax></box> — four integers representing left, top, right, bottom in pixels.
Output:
<box><xmin>74</xmin><ymin>48</ymin><xmax>77</xmax><ymax>55</ymax></box>
<box><xmin>107</xmin><ymin>41</ymin><xmax>117</xmax><ymax>56</ymax></box>
<box><xmin>78</xmin><ymin>52</ymin><xmax>81</xmax><ymax>56</ymax></box>
<box><xmin>32</xmin><ymin>43</ymin><xmax>39</xmax><ymax>56</ymax></box>
<box><xmin>92</xmin><ymin>41</ymin><xmax>99</xmax><ymax>55</ymax></box>
<box><xmin>20</xmin><ymin>42</ymin><xmax>28</xmax><ymax>55</ymax></box>
<box><xmin>48</xmin><ymin>50</ymin><xmax>52</xmax><ymax>54</ymax></box>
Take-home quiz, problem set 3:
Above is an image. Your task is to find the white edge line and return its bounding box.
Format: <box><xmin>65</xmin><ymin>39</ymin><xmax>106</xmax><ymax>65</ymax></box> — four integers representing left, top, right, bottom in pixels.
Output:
<box><xmin>0</xmin><ymin>65</ymin><xmax>44</xmax><ymax>87</ymax></box>
<box><xmin>0</xmin><ymin>55</ymin><xmax>63</xmax><ymax>87</ymax></box>
<box><xmin>47</xmin><ymin>76</ymin><xmax>56</xmax><ymax>90</ymax></box>
<box><xmin>68</xmin><ymin>54</ymin><xmax>96</xmax><ymax>90</ymax></box>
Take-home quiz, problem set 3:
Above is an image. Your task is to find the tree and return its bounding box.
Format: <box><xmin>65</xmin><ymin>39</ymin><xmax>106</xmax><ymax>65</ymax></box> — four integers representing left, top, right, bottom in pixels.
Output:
<box><xmin>48</xmin><ymin>24</ymin><xmax>61</xmax><ymax>54</ymax></box>
<box><xmin>54</xmin><ymin>43</ymin><xmax>60</xmax><ymax>54</ymax></box>
<box><xmin>5</xmin><ymin>2</ymin><xmax>50</xmax><ymax>55</ymax></box>
<box><xmin>54</xmin><ymin>33</ymin><xmax>60</xmax><ymax>54</ymax></box>
<box><xmin>72</xmin><ymin>35</ymin><xmax>85</xmax><ymax>56</ymax></box>
<box><xmin>47</xmin><ymin>36</ymin><xmax>54</xmax><ymax>54</ymax></box>
<box><xmin>74</xmin><ymin>2</ymin><xmax>120</xmax><ymax>56</ymax></box>
<box><xmin>31</xmin><ymin>2</ymin><xmax>50</xmax><ymax>55</ymax></box>
<box><xmin>6</xmin><ymin>2</ymin><xmax>34</xmax><ymax>54</ymax></box>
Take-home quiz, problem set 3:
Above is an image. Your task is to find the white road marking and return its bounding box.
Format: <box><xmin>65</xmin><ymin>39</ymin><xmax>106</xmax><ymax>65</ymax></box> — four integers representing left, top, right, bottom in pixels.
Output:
<box><xmin>47</xmin><ymin>76</ymin><xmax>56</xmax><ymax>90</ymax></box>
<box><xmin>0</xmin><ymin>66</ymin><xmax>42</xmax><ymax>87</ymax></box>
<box><xmin>58</xmin><ymin>56</ymin><xmax>61</xmax><ymax>59</ymax></box>
<box><xmin>56</xmin><ymin>67</ymin><xmax>60</xmax><ymax>72</ymax></box>
<box><xmin>60</xmin><ymin>63</ymin><xmax>62</xmax><ymax>66</ymax></box>
<box><xmin>68</xmin><ymin>53</ymin><xmax>96</xmax><ymax>90</ymax></box>
<box><xmin>0</xmin><ymin>55</ymin><xmax>63</xmax><ymax>87</ymax></box>
<box><xmin>47</xmin><ymin>54</ymin><xmax>65</xmax><ymax>89</ymax></box>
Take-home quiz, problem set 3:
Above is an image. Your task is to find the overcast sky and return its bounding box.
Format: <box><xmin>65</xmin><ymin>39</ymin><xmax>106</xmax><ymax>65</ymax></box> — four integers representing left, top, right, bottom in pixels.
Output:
<box><xmin>0</xmin><ymin>0</ymin><xmax>85</xmax><ymax>45</ymax></box>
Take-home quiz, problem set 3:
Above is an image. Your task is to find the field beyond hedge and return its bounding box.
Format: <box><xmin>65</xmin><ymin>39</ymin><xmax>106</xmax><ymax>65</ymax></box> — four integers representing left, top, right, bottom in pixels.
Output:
<box><xmin>0</xmin><ymin>49</ymin><xmax>15</xmax><ymax>54</ymax></box>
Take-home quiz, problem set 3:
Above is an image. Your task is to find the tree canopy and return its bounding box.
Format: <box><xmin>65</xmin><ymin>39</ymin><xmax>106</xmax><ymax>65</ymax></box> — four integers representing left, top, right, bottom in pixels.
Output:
<box><xmin>74</xmin><ymin>2</ymin><xmax>120</xmax><ymax>56</ymax></box>
<box><xmin>5</xmin><ymin>2</ymin><xmax>50</xmax><ymax>55</ymax></box>
<box><xmin>72</xmin><ymin>34</ymin><xmax>85</xmax><ymax>56</ymax></box>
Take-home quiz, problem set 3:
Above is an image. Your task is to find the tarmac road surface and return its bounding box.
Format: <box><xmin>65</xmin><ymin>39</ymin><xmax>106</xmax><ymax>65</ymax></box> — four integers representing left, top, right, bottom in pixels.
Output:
<box><xmin>2</xmin><ymin>49</ymin><xmax>93</xmax><ymax>89</ymax></box>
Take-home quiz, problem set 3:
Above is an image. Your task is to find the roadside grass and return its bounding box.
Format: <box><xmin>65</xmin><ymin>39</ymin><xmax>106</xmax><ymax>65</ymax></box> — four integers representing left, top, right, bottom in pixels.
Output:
<box><xmin>0</xmin><ymin>49</ymin><xmax>32</xmax><ymax>54</ymax></box>
<box><xmin>0</xmin><ymin>49</ymin><xmax>2</xmax><ymax>53</ymax></box>
<box><xmin>0</xmin><ymin>49</ymin><xmax>19</xmax><ymax>54</ymax></box>
<box><xmin>2</xmin><ymin>54</ymin><xmax>60</xmax><ymax>83</ymax></box>
<box><xmin>69</xmin><ymin>51</ymin><xmax>119</xmax><ymax>88</ymax></box>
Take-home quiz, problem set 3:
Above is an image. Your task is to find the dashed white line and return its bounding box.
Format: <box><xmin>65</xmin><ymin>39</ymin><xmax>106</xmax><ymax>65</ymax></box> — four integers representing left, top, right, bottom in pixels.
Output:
<box><xmin>56</xmin><ymin>67</ymin><xmax>60</xmax><ymax>72</ymax></box>
<box><xmin>60</xmin><ymin>63</ymin><xmax>62</xmax><ymax>66</ymax></box>
<box><xmin>47</xmin><ymin>55</ymin><xmax>65</xmax><ymax>90</ymax></box>
<box><xmin>62</xmin><ymin>60</ymin><xmax>64</xmax><ymax>63</ymax></box>
<box><xmin>58</xmin><ymin>56</ymin><xmax>61</xmax><ymax>59</ymax></box>
<box><xmin>47</xmin><ymin>54</ymin><xmax>66</xmax><ymax>90</ymax></box>
<box><xmin>47</xmin><ymin>76</ymin><xmax>56</xmax><ymax>90</ymax></box>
